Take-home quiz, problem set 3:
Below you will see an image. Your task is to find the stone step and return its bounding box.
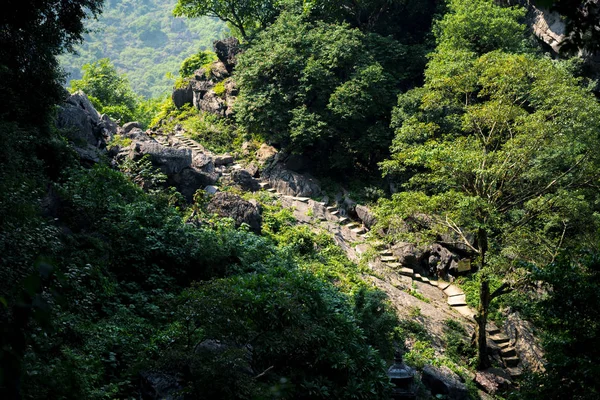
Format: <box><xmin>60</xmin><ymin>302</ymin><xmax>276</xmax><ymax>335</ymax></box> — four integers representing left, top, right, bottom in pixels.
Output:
<box><xmin>443</xmin><ymin>285</ymin><xmax>464</xmax><ymax>297</ymax></box>
<box><xmin>415</xmin><ymin>274</ymin><xmax>430</xmax><ymax>283</ymax></box>
<box><xmin>379</xmin><ymin>250</ymin><xmax>393</xmax><ymax>257</ymax></box>
<box><xmin>344</xmin><ymin>222</ymin><xmax>358</xmax><ymax>229</ymax></box>
<box><xmin>507</xmin><ymin>367</ymin><xmax>522</xmax><ymax>379</ymax></box>
<box><xmin>447</xmin><ymin>294</ymin><xmax>467</xmax><ymax>307</ymax></box>
<box><xmin>498</xmin><ymin>341</ymin><xmax>511</xmax><ymax>349</ymax></box>
<box><xmin>486</xmin><ymin>326</ymin><xmax>501</xmax><ymax>335</ymax></box>
<box><xmin>438</xmin><ymin>281</ymin><xmax>451</xmax><ymax>290</ymax></box>
<box><xmin>330</xmin><ymin>210</ymin><xmax>339</xmax><ymax>216</ymax></box>
<box><xmin>453</xmin><ymin>305</ymin><xmax>476</xmax><ymax>320</ymax></box>
<box><xmin>381</xmin><ymin>255</ymin><xmax>398</xmax><ymax>263</ymax></box>
<box><xmin>351</xmin><ymin>226</ymin><xmax>366</xmax><ymax>234</ymax></box>
<box><xmin>326</xmin><ymin>206</ymin><xmax>337</xmax><ymax>212</ymax></box>
<box><xmin>293</xmin><ymin>196</ymin><xmax>310</xmax><ymax>203</ymax></box>
<box><xmin>428</xmin><ymin>280</ymin><xmax>439</xmax><ymax>287</ymax></box>
<box><xmin>503</xmin><ymin>356</ymin><xmax>520</xmax><ymax>367</ymax></box>
<box><xmin>386</xmin><ymin>262</ymin><xmax>402</xmax><ymax>269</ymax></box>
<box><xmin>490</xmin><ymin>334</ymin><xmax>510</xmax><ymax>344</ymax></box>
<box><xmin>398</xmin><ymin>267</ymin><xmax>414</xmax><ymax>277</ymax></box>
<box><xmin>500</xmin><ymin>347</ymin><xmax>517</xmax><ymax>358</ymax></box>
<box><xmin>267</xmin><ymin>188</ymin><xmax>276</xmax><ymax>193</ymax></box>
<box><xmin>259</xmin><ymin>182</ymin><xmax>271</xmax><ymax>189</ymax></box>
<box><xmin>338</xmin><ymin>217</ymin><xmax>349</xmax><ymax>224</ymax></box>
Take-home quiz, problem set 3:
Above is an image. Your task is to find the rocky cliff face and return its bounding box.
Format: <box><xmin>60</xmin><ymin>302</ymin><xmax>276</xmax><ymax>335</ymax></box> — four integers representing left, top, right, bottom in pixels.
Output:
<box><xmin>172</xmin><ymin>38</ymin><xmax>241</xmax><ymax>117</ymax></box>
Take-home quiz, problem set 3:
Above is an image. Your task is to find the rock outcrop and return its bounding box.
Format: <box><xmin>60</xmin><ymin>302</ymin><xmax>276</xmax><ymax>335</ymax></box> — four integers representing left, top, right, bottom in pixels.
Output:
<box><xmin>421</xmin><ymin>365</ymin><xmax>469</xmax><ymax>400</ymax></box>
<box><xmin>56</xmin><ymin>91</ymin><xmax>117</xmax><ymax>164</ymax></box>
<box><xmin>206</xmin><ymin>192</ymin><xmax>262</xmax><ymax>234</ymax></box>
<box><xmin>171</xmin><ymin>38</ymin><xmax>240</xmax><ymax>117</ymax></box>
<box><xmin>503</xmin><ymin>311</ymin><xmax>545</xmax><ymax>373</ymax></box>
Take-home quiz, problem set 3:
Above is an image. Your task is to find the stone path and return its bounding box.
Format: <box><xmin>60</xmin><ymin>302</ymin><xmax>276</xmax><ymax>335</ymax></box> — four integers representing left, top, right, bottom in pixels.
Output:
<box><xmin>161</xmin><ymin>132</ymin><xmax>522</xmax><ymax>379</ymax></box>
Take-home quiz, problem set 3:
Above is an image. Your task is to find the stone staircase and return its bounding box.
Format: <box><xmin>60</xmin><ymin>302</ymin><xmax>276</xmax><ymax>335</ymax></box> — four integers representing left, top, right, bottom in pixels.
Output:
<box><xmin>256</xmin><ymin>178</ymin><xmax>369</xmax><ymax>241</ymax></box>
<box><xmin>160</xmin><ymin>133</ymin><xmax>522</xmax><ymax>380</ymax></box>
<box><xmin>373</xmin><ymin>246</ymin><xmax>522</xmax><ymax>378</ymax></box>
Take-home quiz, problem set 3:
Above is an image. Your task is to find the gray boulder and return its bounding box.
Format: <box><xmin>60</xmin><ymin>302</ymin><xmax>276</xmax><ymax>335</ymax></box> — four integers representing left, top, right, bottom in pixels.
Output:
<box><xmin>391</xmin><ymin>242</ymin><xmax>422</xmax><ymax>270</ymax></box>
<box><xmin>172</xmin><ymin>81</ymin><xmax>194</xmax><ymax>108</ymax></box>
<box><xmin>232</xmin><ymin>169</ymin><xmax>260</xmax><ymax>192</ymax></box>
<box><xmin>264</xmin><ymin>165</ymin><xmax>321</xmax><ymax>197</ymax></box>
<box><xmin>122</xmin><ymin>121</ymin><xmax>141</xmax><ymax>133</ymax></box>
<box><xmin>214</xmin><ymin>154</ymin><xmax>234</xmax><ymax>166</ymax></box>
<box><xmin>56</xmin><ymin>92</ymin><xmax>101</xmax><ymax>147</ymax></box>
<box><xmin>421</xmin><ymin>365</ymin><xmax>468</xmax><ymax>400</ymax></box>
<box><xmin>214</xmin><ymin>37</ymin><xmax>241</xmax><ymax>71</ymax></box>
<box><xmin>426</xmin><ymin>243</ymin><xmax>458</xmax><ymax>279</ymax></box>
<box><xmin>475</xmin><ymin>368</ymin><xmax>512</xmax><ymax>395</ymax></box>
<box><xmin>130</xmin><ymin>141</ymin><xmax>192</xmax><ymax>175</ymax></box>
<box><xmin>207</xmin><ymin>192</ymin><xmax>262</xmax><ymax>234</ymax></box>
<box><xmin>356</xmin><ymin>204</ymin><xmax>376</xmax><ymax>228</ymax></box>
<box><xmin>193</xmin><ymin>90</ymin><xmax>226</xmax><ymax>116</ymax></box>
<box><xmin>170</xmin><ymin>167</ymin><xmax>218</xmax><ymax>202</ymax></box>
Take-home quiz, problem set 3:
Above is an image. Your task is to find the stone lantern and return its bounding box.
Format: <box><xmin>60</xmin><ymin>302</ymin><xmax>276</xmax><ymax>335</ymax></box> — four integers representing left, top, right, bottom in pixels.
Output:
<box><xmin>387</xmin><ymin>351</ymin><xmax>417</xmax><ymax>400</ymax></box>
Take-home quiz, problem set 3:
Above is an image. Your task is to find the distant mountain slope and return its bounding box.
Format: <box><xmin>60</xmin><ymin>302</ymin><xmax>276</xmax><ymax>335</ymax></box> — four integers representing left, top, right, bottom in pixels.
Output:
<box><xmin>60</xmin><ymin>0</ymin><xmax>228</xmax><ymax>98</ymax></box>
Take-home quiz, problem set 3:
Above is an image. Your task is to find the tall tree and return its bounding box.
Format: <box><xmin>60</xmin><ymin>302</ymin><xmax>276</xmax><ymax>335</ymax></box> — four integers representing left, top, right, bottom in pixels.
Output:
<box><xmin>380</xmin><ymin>0</ymin><xmax>600</xmax><ymax>369</ymax></box>
<box><xmin>0</xmin><ymin>0</ymin><xmax>103</xmax><ymax>126</ymax></box>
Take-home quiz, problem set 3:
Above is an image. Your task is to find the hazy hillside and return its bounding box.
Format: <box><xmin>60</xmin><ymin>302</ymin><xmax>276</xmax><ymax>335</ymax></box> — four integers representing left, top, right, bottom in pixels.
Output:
<box><xmin>60</xmin><ymin>0</ymin><xmax>228</xmax><ymax>98</ymax></box>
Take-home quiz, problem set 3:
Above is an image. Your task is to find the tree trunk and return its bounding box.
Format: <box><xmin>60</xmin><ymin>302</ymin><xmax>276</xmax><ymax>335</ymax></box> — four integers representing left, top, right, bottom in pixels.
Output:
<box><xmin>476</xmin><ymin>276</ymin><xmax>491</xmax><ymax>370</ymax></box>
<box><xmin>475</xmin><ymin>227</ymin><xmax>490</xmax><ymax>370</ymax></box>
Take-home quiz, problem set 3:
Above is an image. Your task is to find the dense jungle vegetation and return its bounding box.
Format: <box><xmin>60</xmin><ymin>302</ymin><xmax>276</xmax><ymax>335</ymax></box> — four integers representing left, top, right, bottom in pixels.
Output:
<box><xmin>1</xmin><ymin>0</ymin><xmax>600</xmax><ymax>399</ymax></box>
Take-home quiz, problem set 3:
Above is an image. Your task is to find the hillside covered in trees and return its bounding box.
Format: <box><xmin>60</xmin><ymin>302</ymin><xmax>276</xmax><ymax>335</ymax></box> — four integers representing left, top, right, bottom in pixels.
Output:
<box><xmin>1</xmin><ymin>0</ymin><xmax>600</xmax><ymax>399</ymax></box>
<box><xmin>60</xmin><ymin>0</ymin><xmax>228</xmax><ymax>98</ymax></box>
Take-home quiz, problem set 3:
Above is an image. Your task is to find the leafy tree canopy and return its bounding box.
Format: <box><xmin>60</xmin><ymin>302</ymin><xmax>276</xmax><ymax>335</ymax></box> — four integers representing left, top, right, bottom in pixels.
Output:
<box><xmin>234</xmin><ymin>11</ymin><xmax>422</xmax><ymax>172</ymax></box>
<box><xmin>174</xmin><ymin>0</ymin><xmax>279</xmax><ymax>39</ymax></box>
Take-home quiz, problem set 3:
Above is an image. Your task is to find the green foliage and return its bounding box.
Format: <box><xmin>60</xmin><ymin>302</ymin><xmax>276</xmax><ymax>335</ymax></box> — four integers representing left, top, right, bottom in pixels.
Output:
<box><xmin>404</xmin><ymin>340</ymin><xmax>436</xmax><ymax>369</ymax></box>
<box><xmin>518</xmin><ymin>253</ymin><xmax>600</xmax><ymax>400</ymax></box>
<box><xmin>443</xmin><ymin>319</ymin><xmax>476</xmax><ymax>367</ymax></box>
<box><xmin>154</xmin><ymin>103</ymin><xmax>239</xmax><ymax>152</ymax></box>
<box><xmin>179</xmin><ymin>50</ymin><xmax>217</xmax><ymax>77</ymax></box>
<box><xmin>235</xmin><ymin>12</ymin><xmax>415</xmax><ymax>172</ymax></box>
<box><xmin>60</xmin><ymin>0</ymin><xmax>228</xmax><ymax>99</ymax></box>
<box><xmin>70</xmin><ymin>58</ymin><xmax>163</xmax><ymax>126</ymax></box>
<box><xmin>163</xmin><ymin>267</ymin><xmax>392</xmax><ymax>399</ymax></box>
<box><xmin>379</xmin><ymin>0</ymin><xmax>600</xmax><ymax>271</ymax></box>
<box><xmin>213</xmin><ymin>80</ymin><xmax>226</xmax><ymax>97</ymax></box>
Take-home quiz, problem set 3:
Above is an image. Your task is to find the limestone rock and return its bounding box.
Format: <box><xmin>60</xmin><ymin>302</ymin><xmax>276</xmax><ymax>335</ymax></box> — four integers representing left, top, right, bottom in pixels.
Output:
<box><xmin>232</xmin><ymin>169</ymin><xmax>260</xmax><ymax>192</ymax></box>
<box><xmin>122</xmin><ymin>121</ymin><xmax>141</xmax><ymax>133</ymax></box>
<box><xmin>264</xmin><ymin>164</ymin><xmax>321</xmax><ymax>197</ymax></box>
<box><xmin>170</xmin><ymin>167</ymin><xmax>217</xmax><ymax>202</ymax></box>
<box><xmin>57</xmin><ymin>92</ymin><xmax>101</xmax><ymax>147</ymax></box>
<box><xmin>503</xmin><ymin>311</ymin><xmax>545</xmax><ymax>373</ymax></box>
<box><xmin>255</xmin><ymin>144</ymin><xmax>277</xmax><ymax>164</ymax></box>
<box><xmin>207</xmin><ymin>192</ymin><xmax>262</xmax><ymax>234</ymax></box>
<box><xmin>172</xmin><ymin>81</ymin><xmax>194</xmax><ymax>108</ymax></box>
<box><xmin>421</xmin><ymin>365</ymin><xmax>468</xmax><ymax>400</ymax></box>
<box><xmin>214</xmin><ymin>154</ymin><xmax>234</xmax><ymax>166</ymax></box>
<box><xmin>391</xmin><ymin>242</ymin><xmax>422</xmax><ymax>269</ymax></box>
<box><xmin>214</xmin><ymin>37</ymin><xmax>241</xmax><ymax>71</ymax></box>
<box><xmin>355</xmin><ymin>204</ymin><xmax>377</xmax><ymax>228</ymax></box>
<box><xmin>130</xmin><ymin>141</ymin><xmax>192</xmax><ymax>175</ymax></box>
<box><xmin>475</xmin><ymin>368</ymin><xmax>512</xmax><ymax>395</ymax></box>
